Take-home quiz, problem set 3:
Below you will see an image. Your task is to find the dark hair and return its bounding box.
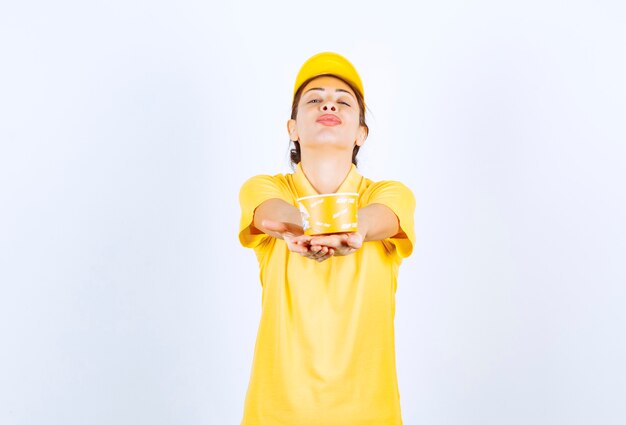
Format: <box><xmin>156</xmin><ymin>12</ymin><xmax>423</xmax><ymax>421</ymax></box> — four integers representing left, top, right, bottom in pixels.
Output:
<box><xmin>289</xmin><ymin>74</ymin><xmax>368</xmax><ymax>168</ymax></box>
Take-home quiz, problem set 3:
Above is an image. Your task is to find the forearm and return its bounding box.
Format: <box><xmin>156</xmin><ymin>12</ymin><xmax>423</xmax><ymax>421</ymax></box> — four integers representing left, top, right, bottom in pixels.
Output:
<box><xmin>358</xmin><ymin>203</ymin><xmax>401</xmax><ymax>242</ymax></box>
<box><xmin>252</xmin><ymin>198</ymin><xmax>302</xmax><ymax>239</ymax></box>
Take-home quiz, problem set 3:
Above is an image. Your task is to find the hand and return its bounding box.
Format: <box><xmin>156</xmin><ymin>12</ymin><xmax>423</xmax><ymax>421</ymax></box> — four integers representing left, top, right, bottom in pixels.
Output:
<box><xmin>309</xmin><ymin>231</ymin><xmax>364</xmax><ymax>257</ymax></box>
<box><xmin>261</xmin><ymin>219</ymin><xmax>334</xmax><ymax>262</ymax></box>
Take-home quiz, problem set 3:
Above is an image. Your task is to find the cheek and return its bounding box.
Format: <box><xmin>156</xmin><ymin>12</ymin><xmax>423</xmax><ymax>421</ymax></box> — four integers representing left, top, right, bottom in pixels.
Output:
<box><xmin>296</xmin><ymin>109</ymin><xmax>316</xmax><ymax>128</ymax></box>
<box><xmin>344</xmin><ymin>111</ymin><xmax>361</xmax><ymax>128</ymax></box>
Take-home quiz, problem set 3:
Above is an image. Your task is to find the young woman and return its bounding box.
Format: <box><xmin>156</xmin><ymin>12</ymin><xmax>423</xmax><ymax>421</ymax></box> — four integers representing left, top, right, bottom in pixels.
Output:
<box><xmin>238</xmin><ymin>52</ymin><xmax>415</xmax><ymax>425</ymax></box>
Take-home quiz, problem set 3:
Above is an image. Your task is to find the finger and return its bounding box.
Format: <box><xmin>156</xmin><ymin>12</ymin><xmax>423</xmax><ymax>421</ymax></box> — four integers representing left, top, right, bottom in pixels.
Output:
<box><xmin>300</xmin><ymin>246</ymin><xmax>321</xmax><ymax>259</ymax></box>
<box><xmin>309</xmin><ymin>238</ymin><xmax>322</xmax><ymax>246</ymax></box>
<box><xmin>310</xmin><ymin>245</ymin><xmax>322</xmax><ymax>253</ymax></box>
<box><xmin>309</xmin><ymin>235</ymin><xmax>329</xmax><ymax>244</ymax></box>
<box><xmin>292</xmin><ymin>234</ymin><xmax>313</xmax><ymax>246</ymax></box>
<box><xmin>287</xmin><ymin>240</ymin><xmax>308</xmax><ymax>254</ymax></box>
<box><xmin>313</xmin><ymin>246</ymin><xmax>327</xmax><ymax>258</ymax></box>
<box><xmin>284</xmin><ymin>235</ymin><xmax>308</xmax><ymax>253</ymax></box>
<box><xmin>310</xmin><ymin>235</ymin><xmax>343</xmax><ymax>248</ymax></box>
<box><xmin>319</xmin><ymin>250</ymin><xmax>334</xmax><ymax>262</ymax></box>
<box><xmin>308</xmin><ymin>246</ymin><xmax>328</xmax><ymax>260</ymax></box>
<box><xmin>316</xmin><ymin>250</ymin><xmax>333</xmax><ymax>262</ymax></box>
<box><xmin>304</xmin><ymin>252</ymin><xmax>321</xmax><ymax>261</ymax></box>
<box><xmin>315</xmin><ymin>246</ymin><xmax>330</xmax><ymax>260</ymax></box>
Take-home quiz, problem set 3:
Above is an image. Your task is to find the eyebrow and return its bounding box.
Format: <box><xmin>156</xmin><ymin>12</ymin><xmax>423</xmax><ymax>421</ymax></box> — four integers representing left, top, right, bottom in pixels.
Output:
<box><xmin>303</xmin><ymin>87</ymin><xmax>355</xmax><ymax>97</ymax></box>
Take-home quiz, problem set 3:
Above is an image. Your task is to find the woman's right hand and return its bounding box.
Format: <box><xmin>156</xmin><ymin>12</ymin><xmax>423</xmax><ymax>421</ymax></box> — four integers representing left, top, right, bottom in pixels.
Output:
<box><xmin>261</xmin><ymin>219</ymin><xmax>334</xmax><ymax>262</ymax></box>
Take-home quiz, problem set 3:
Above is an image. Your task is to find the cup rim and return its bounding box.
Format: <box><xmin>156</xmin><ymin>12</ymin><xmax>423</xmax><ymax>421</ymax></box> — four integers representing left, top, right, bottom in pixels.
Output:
<box><xmin>297</xmin><ymin>192</ymin><xmax>359</xmax><ymax>202</ymax></box>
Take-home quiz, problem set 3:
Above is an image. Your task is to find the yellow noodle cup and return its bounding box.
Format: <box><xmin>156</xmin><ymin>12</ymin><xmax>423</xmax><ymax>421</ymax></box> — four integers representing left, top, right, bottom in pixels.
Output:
<box><xmin>297</xmin><ymin>192</ymin><xmax>359</xmax><ymax>236</ymax></box>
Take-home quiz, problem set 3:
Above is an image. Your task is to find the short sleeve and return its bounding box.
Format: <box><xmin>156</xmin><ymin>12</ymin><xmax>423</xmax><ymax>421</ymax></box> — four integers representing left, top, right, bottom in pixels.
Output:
<box><xmin>238</xmin><ymin>174</ymin><xmax>292</xmax><ymax>249</ymax></box>
<box><xmin>363</xmin><ymin>181</ymin><xmax>416</xmax><ymax>259</ymax></box>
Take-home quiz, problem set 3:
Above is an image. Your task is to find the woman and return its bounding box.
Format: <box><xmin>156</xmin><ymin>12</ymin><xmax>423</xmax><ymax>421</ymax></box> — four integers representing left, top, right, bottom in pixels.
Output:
<box><xmin>238</xmin><ymin>52</ymin><xmax>415</xmax><ymax>425</ymax></box>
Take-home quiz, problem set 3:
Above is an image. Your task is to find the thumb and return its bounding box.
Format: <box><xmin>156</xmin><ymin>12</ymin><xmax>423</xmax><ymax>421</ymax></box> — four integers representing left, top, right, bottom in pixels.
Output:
<box><xmin>346</xmin><ymin>232</ymin><xmax>363</xmax><ymax>249</ymax></box>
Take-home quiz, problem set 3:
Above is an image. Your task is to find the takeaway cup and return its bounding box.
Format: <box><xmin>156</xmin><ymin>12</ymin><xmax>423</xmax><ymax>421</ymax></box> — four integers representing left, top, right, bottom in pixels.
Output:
<box><xmin>297</xmin><ymin>192</ymin><xmax>359</xmax><ymax>236</ymax></box>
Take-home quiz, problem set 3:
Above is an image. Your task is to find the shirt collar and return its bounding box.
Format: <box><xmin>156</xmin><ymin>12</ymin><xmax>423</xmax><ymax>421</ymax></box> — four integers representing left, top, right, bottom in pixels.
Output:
<box><xmin>293</xmin><ymin>162</ymin><xmax>362</xmax><ymax>198</ymax></box>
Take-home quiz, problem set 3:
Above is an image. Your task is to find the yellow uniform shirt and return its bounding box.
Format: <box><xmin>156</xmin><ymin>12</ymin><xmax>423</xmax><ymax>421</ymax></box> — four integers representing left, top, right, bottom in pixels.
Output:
<box><xmin>238</xmin><ymin>163</ymin><xmax>416</xmax><ymax>425</ymax></box>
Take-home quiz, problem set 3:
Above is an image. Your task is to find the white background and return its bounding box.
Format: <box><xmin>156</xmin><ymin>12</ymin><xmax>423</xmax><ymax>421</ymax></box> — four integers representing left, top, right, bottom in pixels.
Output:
<box><xmin>1</xmin><ymin>1</ymin><xmax>625</xmax><ymax>424</ymax></box>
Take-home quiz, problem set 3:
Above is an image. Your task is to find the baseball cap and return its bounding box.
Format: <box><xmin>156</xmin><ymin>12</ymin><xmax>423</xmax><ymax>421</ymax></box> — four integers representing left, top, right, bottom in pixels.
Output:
<box><xmin>293</xmin><ymin>52</ymin><xmax>364</xmax><ymax>102</ymax></box>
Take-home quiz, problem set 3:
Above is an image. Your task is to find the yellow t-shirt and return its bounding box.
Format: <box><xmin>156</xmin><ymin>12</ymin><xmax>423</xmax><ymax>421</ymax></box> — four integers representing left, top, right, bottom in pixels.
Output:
<box><xmin>238</xmin><ymin>163</ymin><xmax>415</xmax><ymax>425</ymax></box>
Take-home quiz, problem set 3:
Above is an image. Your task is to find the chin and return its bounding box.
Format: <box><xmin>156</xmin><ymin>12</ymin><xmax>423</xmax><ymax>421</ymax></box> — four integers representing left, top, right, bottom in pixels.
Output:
<box><xmin>304</xmin><ymin>131</ymin><xmax>352</xmax><ymax>146</ymax></box>
<box><xmin>301</xmin><ymin>142</ymin><xmax>354</xmax><ymax>154</ymax></box>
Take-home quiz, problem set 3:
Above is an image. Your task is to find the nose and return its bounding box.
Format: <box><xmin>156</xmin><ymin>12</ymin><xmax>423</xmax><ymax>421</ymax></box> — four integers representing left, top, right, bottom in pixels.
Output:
<box><xmin>321</xmin><ymin>101</ymin><xmax>336</xmax><ymax>112</ymax></box>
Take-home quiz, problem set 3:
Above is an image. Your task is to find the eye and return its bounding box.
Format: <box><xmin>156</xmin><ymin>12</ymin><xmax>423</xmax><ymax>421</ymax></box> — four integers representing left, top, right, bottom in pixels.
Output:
<box><xmin>339</xmin><ymin>101</ymin><xmax>351</xmax><ymax>106</ymax></box>
<box><xmin>308</xmin><ymin>98</ymin><xmax>321</xmax><ymax>104</ymax></box>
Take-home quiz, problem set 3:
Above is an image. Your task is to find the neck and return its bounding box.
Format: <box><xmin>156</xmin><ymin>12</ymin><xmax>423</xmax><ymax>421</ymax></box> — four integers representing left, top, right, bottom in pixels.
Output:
<box><xmin>299</xmin><ymin>151</ymin><xmax>353</xmax><ymax>194</ymax></box>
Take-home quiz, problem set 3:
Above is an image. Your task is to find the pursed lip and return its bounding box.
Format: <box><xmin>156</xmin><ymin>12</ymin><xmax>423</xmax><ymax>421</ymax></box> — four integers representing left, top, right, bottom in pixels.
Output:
<box><xmin>316</xmin><ymin>114</ymin><xmax>342</xmax><ymax>126</ymax></box>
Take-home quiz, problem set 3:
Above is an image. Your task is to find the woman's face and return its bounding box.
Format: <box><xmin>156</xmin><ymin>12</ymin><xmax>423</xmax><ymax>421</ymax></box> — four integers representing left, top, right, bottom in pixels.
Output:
<box><xmin>288</xmin><ymin>76</ymin><xmax>366</xmax><ymax>154</ymax></box>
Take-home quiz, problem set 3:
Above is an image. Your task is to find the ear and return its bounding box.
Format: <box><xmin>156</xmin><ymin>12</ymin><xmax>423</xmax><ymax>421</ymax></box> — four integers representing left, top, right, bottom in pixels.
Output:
<box><xmin>287</xmin><ymin>119</ymin><xmax>298</xmax><ymax>141</ymax></box>
<box><xmin>355</xmin><ymin>125</ymin><xmax>368</xmax><ymax>147</ymax></box>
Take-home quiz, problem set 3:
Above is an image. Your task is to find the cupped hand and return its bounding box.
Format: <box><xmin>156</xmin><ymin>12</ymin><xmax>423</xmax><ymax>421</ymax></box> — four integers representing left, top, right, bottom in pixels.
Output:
<box><xmin>261</xmin><ymin>219</ymin><xmax>334</xmax><ymax>262</ymax></box>
<box><xmin>309</xmin><ymin>231</ymin><xmax>364</xmax><ymax>257</ymax></box>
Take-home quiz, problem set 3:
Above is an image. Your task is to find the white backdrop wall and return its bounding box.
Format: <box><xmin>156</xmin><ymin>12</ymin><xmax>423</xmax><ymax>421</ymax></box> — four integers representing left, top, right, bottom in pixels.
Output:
<box><xmin>1</xmin><ymin>1</ymin><xmax>624</xmax><ymax>424</ymax></box>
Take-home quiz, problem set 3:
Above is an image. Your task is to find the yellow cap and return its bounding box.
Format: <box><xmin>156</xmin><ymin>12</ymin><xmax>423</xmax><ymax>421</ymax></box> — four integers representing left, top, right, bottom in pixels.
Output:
<box><xmin>293</xmin><ymin>52</ymin><xmax>364</xmax><ymax>101</ymax></box>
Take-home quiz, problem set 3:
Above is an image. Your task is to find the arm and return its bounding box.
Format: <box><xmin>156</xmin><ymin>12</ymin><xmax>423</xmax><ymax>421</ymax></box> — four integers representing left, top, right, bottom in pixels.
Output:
<box><xmin>358</xmin><ymin>203</ymin><xmax>403</xmax><ymax>242</ymax></box>
<box><xmin>251</xmin><ymin>198</ymin><xmax>302</xmax><ymax>239</ymax></box>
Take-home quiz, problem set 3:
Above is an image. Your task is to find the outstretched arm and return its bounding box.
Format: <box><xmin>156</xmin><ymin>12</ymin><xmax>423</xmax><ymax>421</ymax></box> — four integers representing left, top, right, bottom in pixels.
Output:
<box><xmin>358</xmin><ymin>203</ymin><xmax>402</xmax><ymax>242</ymax></box>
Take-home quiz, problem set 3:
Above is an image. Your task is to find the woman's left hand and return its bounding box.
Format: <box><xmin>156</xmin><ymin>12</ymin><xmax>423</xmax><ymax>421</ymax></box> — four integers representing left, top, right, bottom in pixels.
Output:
<box><xmin>309</xmin><ymin>232</ymin><xmax>364</xmax><ymax>257</ymax></box>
